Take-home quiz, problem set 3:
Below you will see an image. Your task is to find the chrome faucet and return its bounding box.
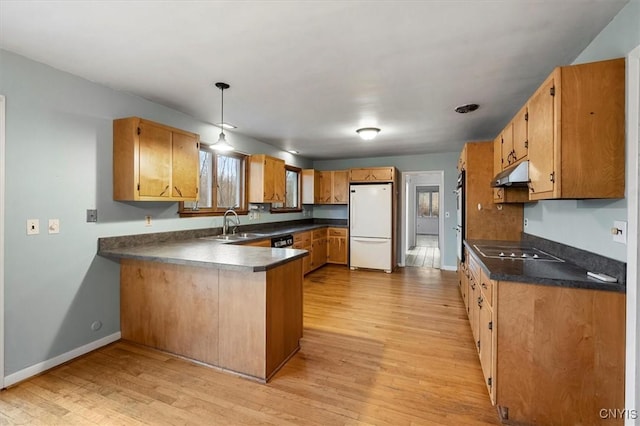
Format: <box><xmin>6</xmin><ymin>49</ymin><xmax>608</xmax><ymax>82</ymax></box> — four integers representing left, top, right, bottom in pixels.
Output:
<box><xmin>222</xmin><ymin>209</ymin><xmax>239</xmax><ymax>235</ymax></box>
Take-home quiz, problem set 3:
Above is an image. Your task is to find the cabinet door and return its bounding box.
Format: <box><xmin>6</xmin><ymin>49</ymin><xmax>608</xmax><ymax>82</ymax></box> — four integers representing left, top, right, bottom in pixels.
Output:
<box><xmin>272</xmin><ymin>158</ymin><xmax>285</xmax><ymax>203</ymax></box>
<box><xmin>493</xmin><ymin>134</ymin><xmax>503</xmax><ymax>175</ymax></box>
<box><xmin>479</xmin><ymin>299</ymin><xmax>494</xmax><ymax>403</ymax></box>
<box><xmin>513</xmin><ymin>105</ymin><xmax>528</xmax><ymax>162</ymax></box>
<box><xmin>469</xmin><ymin>276</ymin><xmax>480</xmax><ymax>347</ymax></box>
<box><xmin>171</xmin><ymin>132</ymin><xmax>199</xmax><ymax>199</ymax></box>
<box><xmin>350</xmin><ymin>168</ymin><xmax>371</xmax><ymax>182</ymax></box>
<box><xmin>502</xmin><ymin>122</ymin><xmax>514</xmax><ymax>167</ymax></box>
<box><xmin>139</xmin><ymin>121</ymin><xmax>171</xmax><ymax>197</ymax></box>
<box><xmin>328</xmin><ymin>236</ymin><xmax>347</xmax><ymax>264</ymax></box>
<box><xmin>528</xmin><ymin>76</ymin><xmax>556</xmax><ymax>196</ymax></box>
<box><xmin>318</xmin><ymin>171</ymin><xmax>332</xmax><ymax>203</ymax></box>
<box><xmin>311</xmin><ymin>238</ymin><xmax>327</xmax><ymax>269</ymax></box>
<box><xmin>370</xmin><ymin>167</ymin><xmax>393</xmax><ymax>181</ymax></box>
<box><xmin>332</xmin><ymin>171</ymin><xmax>349</xmax><ymax>204</ymax></box>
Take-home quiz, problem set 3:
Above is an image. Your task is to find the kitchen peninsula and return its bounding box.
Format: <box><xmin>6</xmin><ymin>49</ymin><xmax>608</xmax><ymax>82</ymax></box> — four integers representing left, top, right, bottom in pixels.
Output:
<box><xmin>98</xmin><ymin>235</ymin><xmax>307</xmax><ymax>382</ymax></box>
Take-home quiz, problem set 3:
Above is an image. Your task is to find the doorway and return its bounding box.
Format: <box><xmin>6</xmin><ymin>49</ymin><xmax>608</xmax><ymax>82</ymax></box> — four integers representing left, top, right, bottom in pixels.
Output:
<box><xmin>401</xmin><ymin>171</ymin><xmax>444</xmax><ymax>269</ymax></box>
<box><xmin>406</xmin><ymin>186</ymin><xmax>440</xmax><ymax>268</ymax></box>
<box><xmin>0</xmin><ymin>95</ymin><xmax>5</xmax><ymax>389</ymax></box>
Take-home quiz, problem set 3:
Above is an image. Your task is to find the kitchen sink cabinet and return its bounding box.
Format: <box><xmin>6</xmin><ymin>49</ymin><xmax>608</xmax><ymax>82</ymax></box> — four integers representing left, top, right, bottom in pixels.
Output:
<box><xmin>327</xmin><ymin>227</ymin><xmax>348</xmax><ymax>265</ymax></box>
<box><xmin>350</xmin><ymin>167</ymin><xmax>395</xmax><ymax>182</ymax></box>
<box><xmin>527</xmin><ymin>58</ymin><xmax>625</xmax><ymax>200</ymax></box>
<box><xmin>113</xmin><ymin>117</ymin><xmax>200</xmax><ymax>201</ymax></box>
<box><xmin>318</xmin><ymin>171</ymin><xmax>349</xmax><ymax>204</ymax></box>
<box><xmin>248</xmin><ymin>154</ymin><xmax>286</xmax><ymax>203</ymax></box>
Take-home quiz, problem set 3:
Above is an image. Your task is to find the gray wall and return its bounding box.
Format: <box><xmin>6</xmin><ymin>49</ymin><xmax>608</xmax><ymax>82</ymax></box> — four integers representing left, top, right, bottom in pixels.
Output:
<box><xmin>0</xmin><ymin>49</ymin><xmax>311</xmax><ymax>375</ymax></box>
<box><xmin>314</xmin><ymin>152</ymin><xmax>459</xmax><ymax>268</ymax></box>
<box><xmin>523</xmin><ymin>0</ymin><xmax>640</xmax><ymax>262</ymax></box>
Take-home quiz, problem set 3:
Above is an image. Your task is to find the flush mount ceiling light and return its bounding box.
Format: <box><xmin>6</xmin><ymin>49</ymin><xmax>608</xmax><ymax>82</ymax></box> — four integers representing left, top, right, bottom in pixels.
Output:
<box><xmin>454</xmin><ymin>103</ymin><xmax>479</xmax><ymax>114</ymax></box>
<box><xmin>287</xmin><ymin>150</ymin><xmax>299</xmax><ymax>154</ymax></box>
<box><xmin>356</xmin><ymin>127</ymin><xmax>381</xmax><ymax>141</ymax></box>
<box><xmin>210</xmin><ymin>82</ymin><xmax>234</xmax><ymax>152</ymax></box>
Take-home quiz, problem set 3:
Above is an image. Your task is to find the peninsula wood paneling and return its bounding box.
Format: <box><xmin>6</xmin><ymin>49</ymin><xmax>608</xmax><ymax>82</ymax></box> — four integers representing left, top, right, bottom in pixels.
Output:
<box><xmin>120</xmin><ymin>259</ymin><xmax>220</xmax><ymax>365</ymax></box>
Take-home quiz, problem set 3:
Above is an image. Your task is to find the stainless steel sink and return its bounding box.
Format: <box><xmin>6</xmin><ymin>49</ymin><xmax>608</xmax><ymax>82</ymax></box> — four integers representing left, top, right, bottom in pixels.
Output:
<box><xmin>201</xmin><ymin>232</ymin><xmax>267</xmax><ymax>242</ymax></box>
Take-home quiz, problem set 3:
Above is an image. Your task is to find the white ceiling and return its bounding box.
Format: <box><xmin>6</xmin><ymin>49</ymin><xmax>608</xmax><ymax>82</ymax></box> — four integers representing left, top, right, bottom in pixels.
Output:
<box><xmin>0</xmin><ymin>1</ymin><xmax>628</xmax><ymax>160</ymax></box>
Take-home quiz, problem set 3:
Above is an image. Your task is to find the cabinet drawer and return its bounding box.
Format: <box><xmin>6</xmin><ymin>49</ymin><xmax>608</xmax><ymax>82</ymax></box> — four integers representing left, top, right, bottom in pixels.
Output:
<box><xmin>468</xmin><ymin>254</ymin><xmax>481</xmax><ymax>283</ymax></box>
<box><xmin>479</xmin><ymin>269</ymin><xmax>493</xmax><ymax>306</ymax></box>
<box><xmin>292</xmin><ymin>241</ymin><xmax>310</xmax><ymax>250</ymax></box>
<box><xmin>293</xmin><ymin>231</ymin><xmax>311</xmax><ymax>245</ymax></box>
<box><xmin>312</xmin><ymin>228</ymin><xmax>327</xmax><ymax>240</ymax></box>
<box><xmin>328</xmin><ymin>228</ymin><xmax>347</xmax><ymax>237</ymax></box>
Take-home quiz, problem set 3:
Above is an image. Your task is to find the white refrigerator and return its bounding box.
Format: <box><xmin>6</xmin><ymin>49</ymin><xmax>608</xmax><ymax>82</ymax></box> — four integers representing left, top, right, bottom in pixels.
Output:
<box><xmin>349</xmin><ymin>183</ymin><xmax>393</xmax><ymax>273</ymax></box>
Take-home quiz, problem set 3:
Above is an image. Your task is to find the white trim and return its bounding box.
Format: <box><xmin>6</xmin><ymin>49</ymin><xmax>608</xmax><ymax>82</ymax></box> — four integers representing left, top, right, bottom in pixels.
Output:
<box><xmin>400</xmin><ymin>171</ymin><xmax>445</xmax><ymax>268</ymax></box>
<box><xmin>3</xmin><ymin>332</ymin><xmax>121</xmax><ymax>388</ymax></box>
<box><xmin>626</xmin><ymin>44</ymin><xmax>640</xmax><ymax>426</ymax></box>
<box><xmin>0</xmin><ymin>95</ymin><xmax>5</xmax><ymax>390</ymax></box>
<box><xmin>440</xmin><ymin>264</ymin><xmax>457</xmax><ymax>272</ymax></box>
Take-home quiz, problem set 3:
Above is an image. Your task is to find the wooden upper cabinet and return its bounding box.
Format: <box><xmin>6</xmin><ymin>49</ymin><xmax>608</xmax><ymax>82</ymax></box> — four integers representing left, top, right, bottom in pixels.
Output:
<box><xmin>512</xmin><ymin>105</ymin><xmax>528</xmax><ymax>163</ymax></box>
<box><xmin>301</xmin><ymin>169</ymin><xmax>320</xmax><ymax>204</ymax></box>
<box><xmin>304</xmin><ymin>170</ymin><xmax>348</xmax><ymax>204</ymax></box>
<box><xmin>528</xmin><ymin>75</ymin><xmax>556</xmax><ymax>197</ymax></box>
<box><xmin>113</xmin><ymin>117</ymin><xmax>199</xmax><ymax>201</ymax></box>
<box><xmin>458</xmin><ymin>145</ymin><xmax>467</xmax><ymax>172</ymax></box>
<box><xmin>248</xmin><ymin>155</ymin><xmax>286</xmax><ymax>203</ymax></box>
<box><xmin>501</xmin><ymin>122</ymin><xmax>514</xmax><ymax>168</ymax></box>
<box><xmin>493</xmin><ymin>134</ymin><xmax>502</xmax><ymax>176</ymax></box>
<box><xmin>528</xmin><ymin>58</ymin><xmax>625</xmax><ymax>200</ymax></box>
<box><xmin>332</xmin><ymin>171</ymin><xmax>349</xmax><ymax>203</ymax></box>
<box><xmin>171</xmin><ymin>132</ymin><xmax>200</xmax><ymax>199</ymax></box>
<box><xmin>350</xmin><ymin>167</ymin><xmax>395</xmax><ymax>182</ymax></box>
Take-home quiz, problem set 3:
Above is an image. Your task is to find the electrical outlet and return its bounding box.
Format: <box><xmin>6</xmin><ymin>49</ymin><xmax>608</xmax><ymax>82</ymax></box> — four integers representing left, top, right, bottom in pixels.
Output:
<box><xmin>524</xmin><ymin>218</ymin><xmax>529</xmax><ymax>227</ymax></box>
<box><xmin>145</xmin><ymin>215</ymin><xmax>152</xmax><ymax>226</ymax></box>
<box><xmin>86</xmin><ymin>209</ymin><xmax>98</xmax><ymax>223</ymax></box>
<box><xmin>48</xmin><ymin>219</ymin><xmax>60</xmax><ymax>234</ymax></box>
<box><xmin>27</xmin><ymin>219</ymin><xmax>39</xmax><ymax>235</ymax></box>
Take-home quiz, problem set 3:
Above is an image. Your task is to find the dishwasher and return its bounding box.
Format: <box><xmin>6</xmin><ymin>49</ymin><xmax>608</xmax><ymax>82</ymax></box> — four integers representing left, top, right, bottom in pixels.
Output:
<box><xmin>271</xmin><ymin>234</ymin><xmax>294</xmax><ymax>248</ymax></box>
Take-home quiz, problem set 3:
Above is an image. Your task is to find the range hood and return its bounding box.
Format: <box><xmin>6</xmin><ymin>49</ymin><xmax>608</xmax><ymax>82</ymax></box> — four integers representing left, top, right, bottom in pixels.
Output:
<box><xmin>491</xmin><ymin>160</ymin><xmax>529</xmax><ymax>187</ymax></box>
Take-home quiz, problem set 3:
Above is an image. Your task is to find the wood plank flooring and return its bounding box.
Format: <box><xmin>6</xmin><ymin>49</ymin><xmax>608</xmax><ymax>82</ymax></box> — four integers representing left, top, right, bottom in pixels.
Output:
<box><xmin>406</xmin><ymin>235</ymin><xmax>441</xmax><ymax>268</ymax></box>
<box><xmin>0</xmin><ymin>265</ymin><xmax>499</xmax><ymax>425</ymax></box>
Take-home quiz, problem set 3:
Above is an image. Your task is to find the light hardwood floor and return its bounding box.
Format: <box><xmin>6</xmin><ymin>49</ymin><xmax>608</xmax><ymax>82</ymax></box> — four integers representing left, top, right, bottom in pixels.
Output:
<box><xmin>406</xmin><ymin>234</ymin><xmax>441</xmax><ymax>268</ymax></box>
<box><xmin>0</xmin><ymin>265</ymin><xmax>499</xmax><ymax>425</ymax></box>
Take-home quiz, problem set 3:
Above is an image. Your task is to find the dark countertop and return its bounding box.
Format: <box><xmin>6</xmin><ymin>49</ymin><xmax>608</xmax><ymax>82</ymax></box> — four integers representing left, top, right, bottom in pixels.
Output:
<box><xmin>464</xmin><ymin>240</ymin><xmax>625</xmax><ymax>293</ymax></box>
<box><xmin>98</xmin><ymin>222</ymin><xmax>346</xmax><ymax>272</ymax></box>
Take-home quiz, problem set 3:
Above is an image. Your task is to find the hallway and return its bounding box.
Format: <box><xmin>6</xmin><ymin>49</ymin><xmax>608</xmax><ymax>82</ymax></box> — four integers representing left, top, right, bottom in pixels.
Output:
<box><xmin>406</xmin><ymin>234</ymin><xmax>441</xmax><ymax>268</ymax></box>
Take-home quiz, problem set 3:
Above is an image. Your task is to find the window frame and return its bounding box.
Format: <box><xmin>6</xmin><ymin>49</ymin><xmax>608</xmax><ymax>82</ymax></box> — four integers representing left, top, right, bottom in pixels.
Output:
<box><xmin>179</xmin><ymin>150</ymin><xmax>249</xmax><ymax>217</ymax></box>
<box><xmin>270</xmin><ymin>164</ymin><xmax>302</xmax><ymax>213</ymax></box>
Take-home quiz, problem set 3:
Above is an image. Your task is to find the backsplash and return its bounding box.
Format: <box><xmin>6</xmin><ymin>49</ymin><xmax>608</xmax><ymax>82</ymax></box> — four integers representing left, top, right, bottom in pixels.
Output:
<box><xmin>522</xmin><ymin>233</ymin><xmax>626</xmax><ymax>284</ymax></box>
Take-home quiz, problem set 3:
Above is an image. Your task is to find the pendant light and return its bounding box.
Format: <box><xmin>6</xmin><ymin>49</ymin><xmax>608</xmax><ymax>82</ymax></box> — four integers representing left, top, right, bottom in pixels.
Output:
<box><xmin>210</xmin><ymin>82</ymin><xmax>233</xmax><ymax>151</ymax></box>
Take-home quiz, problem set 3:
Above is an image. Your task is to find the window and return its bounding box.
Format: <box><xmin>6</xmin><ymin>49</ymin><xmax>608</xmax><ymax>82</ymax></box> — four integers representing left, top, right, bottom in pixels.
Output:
<box><xmin>417</xmin><ymin>187</ymin><xmax>439</xmax><ymax>217</ymax></box>
<box><xmin>271</xmin><ymin>165</ymin><xmax>301</xmax><ymax>212</ymax></box>
<box><xmin>180</xmin><ymin>150</ymin><xmax>247</xmax><ymax>216</ymax></box>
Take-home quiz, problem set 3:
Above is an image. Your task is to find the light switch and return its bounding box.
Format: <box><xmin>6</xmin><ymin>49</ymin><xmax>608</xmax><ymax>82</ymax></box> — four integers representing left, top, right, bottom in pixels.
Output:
<box><xmin>612</xmin><ymin>221</ymin><xmax>627</xmax><ymax>244</ymax></box>
<box><xmin>48</xmin><ymin>219</ymin><xmax>60</xmax><ymax>234</ymax></box>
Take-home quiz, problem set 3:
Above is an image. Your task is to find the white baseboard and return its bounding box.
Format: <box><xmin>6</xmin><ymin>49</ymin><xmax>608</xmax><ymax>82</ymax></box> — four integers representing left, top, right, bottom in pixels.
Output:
<box><xmin>440</xmin><ymin>264</ymin><xmax>457</xmax><ymax>271</ymax></box>
<box><xmin>3</xmin><ymin>332</ymin><xmax>121</xmax><ymax>388</ymax></box>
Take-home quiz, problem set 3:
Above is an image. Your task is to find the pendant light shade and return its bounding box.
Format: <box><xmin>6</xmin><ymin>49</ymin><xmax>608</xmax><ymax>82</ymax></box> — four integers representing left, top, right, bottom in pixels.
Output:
<box><xmin>356</xmin><ymin>127</ymin><xmax>380</xmax><ymax>140</ymax></box>
<box><xmin>210</xmin><ymin>82</ymin><xmax>234</xmax><ymax>152</ymax></box>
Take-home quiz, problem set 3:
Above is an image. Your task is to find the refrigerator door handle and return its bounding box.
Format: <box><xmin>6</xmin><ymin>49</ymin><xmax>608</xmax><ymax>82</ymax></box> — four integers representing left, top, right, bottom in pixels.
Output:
<box><xmin>351</xmin><ymin>237</ymin><xmax>389</xmax><ymax>243</ymax></box>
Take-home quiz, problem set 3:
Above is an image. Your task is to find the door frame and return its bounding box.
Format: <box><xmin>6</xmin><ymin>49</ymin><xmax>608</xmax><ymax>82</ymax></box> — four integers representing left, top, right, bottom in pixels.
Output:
<box><xmin>625</xmin><ymin>44</ymin><xmax>640</xmax><ymax>425</ymax></box>
<box><xmin>400</xmin><ymin>170</ymin><xmax>444</xmax><ymax>267</ymax></box>
<box><xmin>0</xmin><ymin>95</ymin><xmax>5</xmax><ymax>389</ymax></box>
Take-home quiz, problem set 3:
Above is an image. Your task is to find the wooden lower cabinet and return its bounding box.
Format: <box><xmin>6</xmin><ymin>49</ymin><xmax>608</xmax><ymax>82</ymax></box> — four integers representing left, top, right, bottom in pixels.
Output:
<box><xmin>311</xmin><ymin>228</ymin><xmax>327</xmax><ymax>272</ymax></box>
<box><xmin>120</xmin><ymin>258</ymin><xmax>303</xmax><ymax>382</ymax></box>
<box><xmin>244</xmin><ymin>239</ymin><xmax>271</xmax><ymax>247</ymax></box>
<box><xmin>293</xmin><ymin>231</ymin><xmax>312</xmax><ymax>274</ymax></box>
<box><xmin>327</xmin><ymin>227</ymin><xmax>348</xmax><ymax>265</ymax></box>
<box><xmin>461</xmin><ymin>253</ymin><xmax>625</xmax><ymax>425</ymax></box>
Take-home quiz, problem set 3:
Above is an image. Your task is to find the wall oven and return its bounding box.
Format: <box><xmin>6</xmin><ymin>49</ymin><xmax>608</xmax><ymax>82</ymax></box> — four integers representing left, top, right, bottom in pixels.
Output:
<box><xmin>456</xmin><ymin>171</ymin><xmax>465</xmax><ymax>261</ymax></box>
